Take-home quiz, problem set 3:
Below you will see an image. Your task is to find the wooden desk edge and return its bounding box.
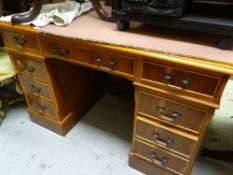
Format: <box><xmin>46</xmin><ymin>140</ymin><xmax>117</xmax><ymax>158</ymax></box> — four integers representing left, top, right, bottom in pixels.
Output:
<box><xmin>39</xmin><ymin>32</ymin><xmax>233</xmax><ymax>76</ymax></box>
<box><xmin>1</xmin><ymin>21</ymin><xmax>233</xmax><ymax>76</ymax></box>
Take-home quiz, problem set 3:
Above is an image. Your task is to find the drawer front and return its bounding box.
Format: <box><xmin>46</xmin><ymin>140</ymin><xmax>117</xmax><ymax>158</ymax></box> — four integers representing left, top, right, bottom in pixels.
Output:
<box><xmin>2</xmin><ymin>30</ymin><xmax>39</xmax><ymax>51</ymax></box>
<box><xmin>133</xmin><ymin>140</ymin><xmax>189</xmax><ymax>175</ymax></box>
<box><xmin>136</xmin><ymin>117</ymin><xmax>197</xmax><ymax>157</ymax></box>
<box><xmin>10</xmin><ymin>54</ymin><xmax>47</xmax><ymax>81</ymax></box>
<box><xmin>40</xmin><ymin>38</ymin><xmax>135</xmax><ymax>77</ymax></box>
<box><xmin>138</xmin><ymin>91</ymin><xmax>207</xmax><ymax>133</ymax></box>
<box><xmin>26</xmin><ymin>95</ymin><xmax>58</xmax><ymax>119</ymax></box>
<box><xmin>129</xmin><ymin>154</ymin><xmax>174</xmax><ymax>175</ymax></box>
<box><xmin>141</xmin><ymin>61</ymin><xmax>220</xmax><ymax>97</ymax></box>
<box><xmin>93</xmin><ymin>52</ymin><xmax>135</xmax><ymax>76</ymax></box>
<box><xmin>18</xmin><ymin>75</ymin><xmax>52</xmax><ymax>101</ymax></box>
<box><xmin>40</xmin><ymin>38</ymin><xmax>94</xmax><ymax>64</ymax></box>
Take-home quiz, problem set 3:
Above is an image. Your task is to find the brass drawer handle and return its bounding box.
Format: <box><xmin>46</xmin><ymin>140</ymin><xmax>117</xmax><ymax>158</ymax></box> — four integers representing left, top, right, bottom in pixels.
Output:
<box><xmin>167</xmin><ymin>83</ymin><xmax>183</xmax><ymax>90</ymax></box>
<box><xmin>12</xmin><ymin>36</ymin><xmax>18</xmax><ymax>43</ymax></box>
<box><xmin>157</xmin><ymin>106</ymin><xmax>182</xmax><ymax>122</ymax></box>
<box><xmin>61</xmin><ymin>49</ymin><xmax>69</xmax><ymax>57</ymax></box>
<box><xmin>30</xmin><ymin>84</ymin><xmax>41</xmax><ymax>93</ymax></box>
<box><xmin>181</xmin><ymin>78</ymin><xmax>192</xmax><ymax>87</ymax></box>
<box><xmin>163</xmin><ymin>73</ymin><xmax>172</xmax><ymax>81</ymax></box>
<box><xmin>149</xmin><ymin>152</ymin><xmax>169</xmax><ymax>166</ymax></box>
<box><xmin>27</xmin><ymin>66</ymin><xmax>35</xmax><ymax>73</ymax></box>
<box><xmin>153</xmin><ymin>133</ymin><xmax>174</xmax><ymax>147</ymax></box>
<box><xmin>160</xmin><ymin>115</ymin><xmax>175</xmax><ymax>122</ymax></box>
<box><xmin>96</xmin><ymin>56</ymin><xmax>103</xmax><ymax>63</ymax></box>
<box><xmin>172</xmin><ymin>111</ymin><xmax>182</xmax><ymax>118</ymax></box>
<box><xmin>109</xmin><ymin>59</ymin><xmax>116</xmax><ymax>67</ymax></box>
<box><xmin>17</xmin><ymin>38</ymin><xmax>27</xmax><ymax>48</ymax></box>
<box><xmin>51</xmin><ymin>46</ymin><xmax>70</xmax><ymax>57</ymax></box>
<box><xmin>21</xmin><ymin>64</ymin><xmax>35</xmax><ymax>73</ymax></box>
<box><xmin>163</xmin><ymin>72</ymin><xmax>192</xmax><ymax>89</ymax></box>
<box><xmin>31</xmin><ymin>102</ymin><xmax>46</xmax><ymax>113</ymax></box>
<box><xmin>12</xmin><ymin>36</ymin><xmax>27</xmax><ymax>48</ymax></box>
<box><xmin>163</xmin><ymin>73</ymin><xmax>181</xmax><ymax>90</ymax></box>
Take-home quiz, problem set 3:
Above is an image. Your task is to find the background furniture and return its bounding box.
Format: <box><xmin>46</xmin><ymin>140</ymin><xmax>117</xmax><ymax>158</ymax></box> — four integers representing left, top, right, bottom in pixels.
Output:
<box><xmin>1</xmin><ymin>0</ymin><xmax>33</xmax><ymax>15</ymax></box>
<box><xmin>0</xmin><ymin>11</ymin><xmax>233</xmax><ymax>175</ymax></box>
<box><xmin>0</xmin><ymin>48</ymin><xmax>23</xmax><ymax>125</ymax></box>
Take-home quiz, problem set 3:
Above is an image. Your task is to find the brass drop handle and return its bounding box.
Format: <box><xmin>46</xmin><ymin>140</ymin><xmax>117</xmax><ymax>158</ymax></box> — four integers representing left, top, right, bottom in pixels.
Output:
<box><xmin>17</xmin><ymin>38</ymin><xmax>27</xmax><ymax>48</ymax></box>
<box><xmin>31</xmin><ymin>102</ymin><xmax>46</xmax><ymax>113</ymax></box>
<box><xmin>30</xmin><ymin>84</ymin><xmax>41</xmax><ymax>93</ymax></box>
<box><xmin>153</xmin><ymin>133</ymin><xmax>174</xmax><ymax>147</ymax></box>
<box><xmin>157</xmin><ymin>106</ymin><xmax>165</xmax><ymax>113</ymax></box>
<box><xmin>163</xmin><ymin>73</ymin><xmax>172</xmax><ymax>81</ymax></box>
<box><xmin>167</xmin><ymin>84</ymin><xmax>183</xmax><ymax>90</ymax></box>
<box><xmin>96</xmin><ymin>56</ymin><xmax>103</xmax><ymax>63</ymax></box>
<box><xmin>21</xmin><ymin>64</ymin><xmax>35</xmax><ymax>73</ymax></box>
<box><xmin>160</xmin><ymin>115</ymin><xmax>175</xmax><ymax>122</ymax></box>
<box><xmin>157</xmin><ymin>106</ymin><xmax>182</xmax><ymax>122</ymax></box>
<box><xmin>172</xmin><ymin>111</ymin><xmax>182</xmax><ymax>118</ymax></box>
<box><xmin>27</xmin><ymin>66</ymin><xmax>35</xmax><ymax>73</ymax></box>
<box><xmin>52</xmin><ymin>46</ymin><xmax>70</xmax><ymax>57</ymax></box>
<box><xmin>12</xmin><ymin>36</ymin><xmax>18</xmax><ymax>43</ymax></box>
<box><xmin>163</xmin><ymin>72</ymin><xmax>192</xmax><ymax>89</ymax></box>
<box><xmin>163</xmin><ymin>73</ymin><xmax>182</xmax><ymax>90</ymax></box>
<box><xmin>12</xmin><ymin>36</ymin><xmax>27</xmax><ymax>47</ymax></box>
<box><xmin>21</xmin><ymin>64</ymin><xmax>27</xmax><ymax>71</ymax></box>
<box><xmin>109</xmin><ymin>59</ymin><xmax>116</xmax><ymax>67</ymax></box>
<box><xmin>61</xmin><ymin>49</ymin><xmax>70</xmax><ymax>57</ymax></box>
<box><xmin>181</xmin><ymin>78</ymin><xmax>192</xmax><ymax>87</ymax></box>
<box><xmin>52</xmin><ymin>46</ymin><xmax>59</xmax><ymax>54</ymax></box>
<box><xmin>149</xmin><ymin>152</ymin><xmax>169</xmax><ymax>166</ymax></box>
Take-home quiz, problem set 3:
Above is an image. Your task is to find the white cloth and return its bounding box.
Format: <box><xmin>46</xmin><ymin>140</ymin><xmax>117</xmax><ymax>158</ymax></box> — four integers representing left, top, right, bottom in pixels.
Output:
<box><xmin>0</xmin><ymin>1</ymin><xmax>92</xmax><ymax>27</ymax></box>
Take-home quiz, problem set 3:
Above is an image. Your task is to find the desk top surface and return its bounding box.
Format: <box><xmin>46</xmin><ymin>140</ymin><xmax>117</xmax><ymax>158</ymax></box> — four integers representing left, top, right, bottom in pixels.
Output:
<box><xmin>1</xmin><ymin>10</ymin><xmax>233</xmax><ymax>75</ymax></box>
<box><xmin>39</xmin><ymin>11</ymin><xmax>233</xmax><ymax>64</ymax></box>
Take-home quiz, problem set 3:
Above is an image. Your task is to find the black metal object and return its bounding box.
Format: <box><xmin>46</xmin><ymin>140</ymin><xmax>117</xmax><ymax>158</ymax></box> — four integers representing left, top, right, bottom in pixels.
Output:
<box><xmin>112</xmin><ymin>1</ymin><xmax>233</xmax><ymax>49</ymax></box>
<box><xmin>119</xmin><ymin>0</ymin><xmax>191</xmax><ymax>17</ymax></box>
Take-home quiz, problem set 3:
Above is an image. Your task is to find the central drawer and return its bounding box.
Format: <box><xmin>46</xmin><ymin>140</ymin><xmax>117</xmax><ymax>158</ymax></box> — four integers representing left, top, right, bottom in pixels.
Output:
<box><xmin>40</xmin><ymin>38</ymin><xmax>135</xmax><ymax>78</ymax></box>
<box><xmin>40</xmin><ymin>38</ymin><xmax>93</xmax><ymax>63</ymax></box>
<box><xmin>135</xmin><ymin>116</ymin><xmax>198</xmax><ymax>158</ymax></box>
<box><xmin>133</xmin><ymin>139</ymin><xmax>189</xmax><ymax>175</ymax></box>
<box><xmin>138</xmin><ymin>91</ymin><xmax>207</xmax><ymax>134</ymax></box>
<box><xmin>93</xmin><ymin>51</ymin><xmax>135</xmax><ymax>76</ymax></box>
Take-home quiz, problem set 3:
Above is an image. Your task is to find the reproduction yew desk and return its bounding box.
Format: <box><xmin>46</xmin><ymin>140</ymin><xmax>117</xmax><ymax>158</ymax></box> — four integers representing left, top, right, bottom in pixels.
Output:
<box><xmin>1</xmin><ymin>15</ymin><xmax>233</xmax><ymax>175</ymax></box>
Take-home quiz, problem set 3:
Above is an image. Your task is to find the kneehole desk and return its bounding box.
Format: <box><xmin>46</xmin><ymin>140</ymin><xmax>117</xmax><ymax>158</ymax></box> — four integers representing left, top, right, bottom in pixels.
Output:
<box><xmin>1</xmin><ymin>12</ymin><xmax>233</xmax><ymax>175</ymax></box>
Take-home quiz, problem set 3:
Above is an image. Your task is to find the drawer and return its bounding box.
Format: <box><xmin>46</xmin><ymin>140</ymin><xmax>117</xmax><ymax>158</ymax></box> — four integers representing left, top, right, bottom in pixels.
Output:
<box><xmin>2</xmin><ymin>30</ymin><xmax>39</xmax><ymax>51</ymax></box>
<box><xmin>10</xmin><ymin>54</ymin><xmax>47</xmax><ymax>81</ymax></box>
<box><xmin>133</xmin><ymin>139</ymin><xmax>189</xmax><ymax>175</ymax></box>
<box><xmin>136</xmin><ymin>117</ymin><xmax>198</xmax><ymax>157</ymax></box>
<box><xmin>129</xmin><ymin>153</ymin><xmax>174</xmax><ymax>175</ymax></box>
<box><xmin>141</xmin><ymin>61</ymin><xmax>221</xmax><ymax>97</ymax></box>
<box><xmin>26</xmin><ymin>95</ymin><xmax>58</xmax><ymax>119</ymax></box>
<box><xmin>138</xmin><ymin>91</ymin><xmax>207</xmax><ymax>133</ymax></box>
<box><xmin>18</xmin><ymin>75</ymin><xmax>52</xmax><ymax>101</ymax></box>
<box><xmin>40</xmin><ymin>38</ymin><xmax>135</xmax><ymax>77</ymax></box>
<box><xmin>40</xmin><ymin>38</ymin><xmax>93</xmax><ymax>64</ymax></box>
<box><xmin>93</xmin><ymin>52</ymin><xmax>135</xmax><ymax>76</ymax></box>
